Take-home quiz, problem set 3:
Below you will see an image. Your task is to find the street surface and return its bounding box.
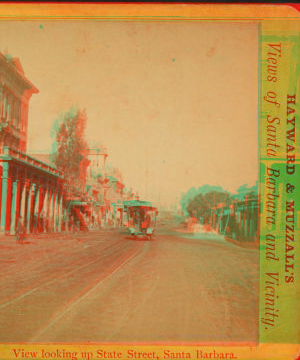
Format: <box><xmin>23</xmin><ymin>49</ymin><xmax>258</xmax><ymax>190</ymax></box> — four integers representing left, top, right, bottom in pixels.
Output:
<box><xmin>0</xmin><ymin>225</ymin><xmax>258</xmax><ymax>343</ymax></box>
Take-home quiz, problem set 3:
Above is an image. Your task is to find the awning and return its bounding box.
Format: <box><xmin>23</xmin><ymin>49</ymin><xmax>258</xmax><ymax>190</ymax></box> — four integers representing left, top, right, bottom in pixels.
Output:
<box><xmin>70</xmin><ymin>201</ymin><xmax>90</xmax><ymax>206</ymax></box>
<box><xmin>94</xmin><ymin>202</ymin><xmax>105</xmax><ymax>207</ymax></box>
<box><xmin>111</xmin><ymin>202</ymin><xmax>124</xmax><ymax>210</ymax></box>
<box><xmin>123</xmin><ymin>200</ymin><xmax>151</xmax><ymax>208</ymax></box>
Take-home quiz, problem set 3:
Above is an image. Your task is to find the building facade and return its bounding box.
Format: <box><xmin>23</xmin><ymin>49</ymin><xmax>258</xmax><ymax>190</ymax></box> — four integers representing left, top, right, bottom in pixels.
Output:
<box><xmin>0</xmin><ymin>52</ymin><xmax>65</xmax><ymax>236</ymax></box>
<box><xmin>210</xmin><ymin>194</ymin><xmax>259</xmax><ymax>243</ymax></box>
<box><xmin>86</xmin><ymin>148</ymin><xmax>108</xmax><ymax>178</ymax></box>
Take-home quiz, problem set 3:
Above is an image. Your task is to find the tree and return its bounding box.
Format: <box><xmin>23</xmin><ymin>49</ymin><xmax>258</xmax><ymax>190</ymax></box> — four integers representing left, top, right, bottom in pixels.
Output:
<box><xmin>235</xmin><ymin>181</ymin><xmax>258</xmax><ymax>201</ymax></box>
<box><xmin>186</xmin><ymin>190</ymin><xmax>231</xmax><ymax>222</ymax></box>
<box><xmin>51</xmin><ymin>107</ymin><xmax>90</xmax><ymax>190</ymax></box>
<box><xmin>180</xmin><ymin>184</ymin><xmax>224</xmax><ymax>215</ymax></box>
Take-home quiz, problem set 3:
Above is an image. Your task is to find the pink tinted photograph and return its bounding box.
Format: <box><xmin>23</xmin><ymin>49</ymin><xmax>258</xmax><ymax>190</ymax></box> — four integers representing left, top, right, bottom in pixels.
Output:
<box><xmin>0</xmin><ymin>20</ymin><xmax>259</xmax><ymax>343</ymax></box>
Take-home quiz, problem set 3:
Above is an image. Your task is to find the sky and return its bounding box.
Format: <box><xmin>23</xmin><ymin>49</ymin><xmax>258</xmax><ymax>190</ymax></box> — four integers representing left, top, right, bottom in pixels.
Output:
<box><xmin>0</xmin><ymin>20</ymin><xmax>258</xmax><ymax>208</ymax></box>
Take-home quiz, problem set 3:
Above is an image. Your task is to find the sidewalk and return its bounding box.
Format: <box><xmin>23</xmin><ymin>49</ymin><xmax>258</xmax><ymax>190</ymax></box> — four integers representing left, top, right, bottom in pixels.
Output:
<box><xmin>173</xmin><ymin>225</ymin><xmax>259</xmax><ymax>249</ymax></box>
<box><xmin>0</xmin><ymin>227</ymin><xmax>118</xmax><ymax>244</ymax></box>
<box><xmin>224</xmin><ymin>235</ymin><xmax>259</xmax><ymax>250</ymax></box>
<box><xmin>0</xmin><ymin>231</ymin><xmax>83</xmax><ymax>246</ymax></box>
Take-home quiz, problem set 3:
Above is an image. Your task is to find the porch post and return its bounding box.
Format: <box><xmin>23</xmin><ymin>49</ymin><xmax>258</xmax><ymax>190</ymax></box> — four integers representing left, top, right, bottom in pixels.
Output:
<box><xmin>10</xmin><ymin>179</ymin><xmax>19</xmax><ymax>235</ymax></box>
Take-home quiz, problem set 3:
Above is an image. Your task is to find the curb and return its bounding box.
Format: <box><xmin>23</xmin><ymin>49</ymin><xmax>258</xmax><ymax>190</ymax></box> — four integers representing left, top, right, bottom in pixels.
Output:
<box><xmin>0</xmin><ymin>229</ymin><xmax>115</xmax><ymax>242</ymax></box>
<box><xmin>224</xmin><ymin>236</ymin><xmax>259</xmax><ymax>250</ymax></box>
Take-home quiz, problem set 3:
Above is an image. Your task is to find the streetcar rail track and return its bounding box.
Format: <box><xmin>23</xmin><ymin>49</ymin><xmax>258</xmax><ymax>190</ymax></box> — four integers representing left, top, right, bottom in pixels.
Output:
<box><xmin>105</xmin><ymin>242</ymin><xmax>160</xmax><ymax>341</ymax></box>
<box><xmin>0</xmin><ymin>234</ymin><xmax>124</xmax><ymax>286</ymax></box>
<box><xmin>30</xmin><ymin>241</ymin><xmax>144</xmax><ymax>342</ymax></box>
<box><xmin>0</xmin><ymin>239</ymin><xmax>128</xmax><ymax>309</ymax></box>
<box><xmin>0</xmin><ymin>238</ymin><xmax>85</xmax><ymax>280</ymax></box>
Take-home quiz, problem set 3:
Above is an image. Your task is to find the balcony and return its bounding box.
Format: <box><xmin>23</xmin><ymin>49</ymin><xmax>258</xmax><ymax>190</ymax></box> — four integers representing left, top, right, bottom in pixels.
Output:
<box><xmin>0</xmin><ymin>119</ymin><xmax>25</xmax><ymax>140</ymax></box>
<box><xmin>0</xmin><ymin>146</ymin><xmax>63</xmax><ymax>178</ymax></box>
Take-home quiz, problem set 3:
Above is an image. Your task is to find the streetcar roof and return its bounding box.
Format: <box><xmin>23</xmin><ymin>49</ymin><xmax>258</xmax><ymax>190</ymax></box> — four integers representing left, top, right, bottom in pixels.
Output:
<box><xmin>127</xmin><ymin>205</ymin><xmax>157</xmax><ymax>211</ymax></box>
<box><xmin>123</xmin><ymin>200</ymin><xmax>158</xmax><ymax>212</ymax></box>
<box><xmin>123</xmin><ymin>200</ymin><xmax>151</xmax><ymax>207</ymax></box>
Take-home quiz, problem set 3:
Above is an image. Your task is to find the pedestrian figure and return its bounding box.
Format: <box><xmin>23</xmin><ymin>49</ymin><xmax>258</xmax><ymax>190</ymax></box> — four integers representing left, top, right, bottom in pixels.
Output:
<box><xmin>39</xmin><ymin>214</ymin><xmax>44</xmax><ymax>233</ymax></box>
<box><xmin>70</xmin><ymin>215</ymin><xmax>74</xmax><ymax>233</ymax></box>
<box><xmin>55</xmin><ymin>216</ymin><xmax>59</xmax><ymax>232</ymax></box>
<box><xmin>142</xmin><ymin>213</ymin><xmax>150</xmax><ymax>234</ymax></box>
<box><xmin>16</xmin><ymin>216</ymin><xmax>25</xmax><ymax>244</ymax></box>
<box><xmin>33</xmin><ymin>214</ymin><xmax>38</xmax><ymax>235</ymax></box>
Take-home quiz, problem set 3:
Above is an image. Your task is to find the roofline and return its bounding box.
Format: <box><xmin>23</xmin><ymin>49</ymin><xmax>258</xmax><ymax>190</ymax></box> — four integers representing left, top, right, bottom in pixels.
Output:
<box><xmin>0</xmin><ymin>52</ymin><xmax>39</xmax><ymax>94</ymax></box>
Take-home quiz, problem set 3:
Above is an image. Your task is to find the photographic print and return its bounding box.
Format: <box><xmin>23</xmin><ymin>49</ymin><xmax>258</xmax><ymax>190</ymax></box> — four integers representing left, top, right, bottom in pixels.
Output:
<box><xmin>0</xmin><ymin>4</ymin><xmax>299</xmax><ymax>360</ymax></box>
